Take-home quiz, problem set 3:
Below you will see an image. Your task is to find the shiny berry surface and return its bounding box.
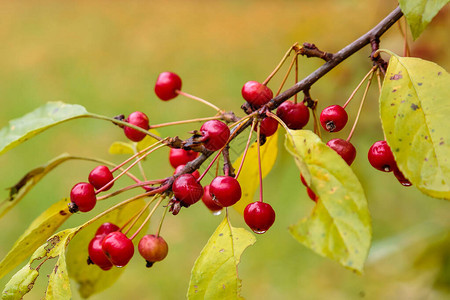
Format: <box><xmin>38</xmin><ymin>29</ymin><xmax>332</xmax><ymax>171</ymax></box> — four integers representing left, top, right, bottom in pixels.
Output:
<box><xmin>244</xmin><ymin>201</ymin><xmax>276</xmax><ymax>234</ymax></box>
<box><xmin>102</xmin><ymin>232</ymin><xmax>135</xmax><ymax>267</ymax></box>
<box><xmin>200</xmin><ymin>120</ymin><xmax>230</xmax><ymax>151</ymax></box>
<box><xmin>88</xmin><ymin>165</ymin><xmax>114</xmax><ymax>191</ymax></box>
<box><xmin>95</xmin><ymin>222</ymin><xmax>119</xmax><ymax>237</ymax></box>
<box><xmin>138</xmin><ymin>234</ymin><xmax>169</xmax><ymax>267</ymax></box>
<box><xmin>241</xmin><ymin>81</ymin><xmax>273</xmax><ymax>108</ymax></box>
<box><xmin>154</xmin><ymin>71</ymin><xmax>182</xmax><ymax>101</ymax></box>
<box><xmin>201</xmin><ymin>185</ymin><xmax>223</xmax><ymax>213</ymax></box>
<box><xmin>256</xmin><ymin>117</ymin><xmax>278</xmax><ymax>137</ymax></box>
<box><xmin>124</xmin><ymin>111</ymin><xmax>150</xmax><ymax>142</ymax></box>
<box><xmin>368</xmin><ymin>140</ymin><xmax>396</xmax><ymax>172</ymax></box>
<box><xmin>70</xmin><ymin>182</ymin><xmax>97</xmax><ymax>212</ymax></box>
<box><xmin>320</xmin><ymin>105</ymin><xmax>348</xmax><ymax>132</ymax></box>
<box><xmin>210</xmin><ymin>176</ymin><xmax>242</xmax><ymax>207</ymax></box>
<box><xmin>174</xmin><ymin>164</ymin><xmax>200</xmax><ymax>180</ymax></box>
<box><xmin>169</xmin><ymin>148</ymin><xmax>198</xmax><ymax>168</ymax></box>
<box><xmin>172</xmin><ymin>174</ymin><xmax>203</xmax><ymax>206</ymax></box>
<box><xmin>276</xmin><ymin>101</ymin><xmax>310</xmax><ymax>130</ymax></box>
<box><xmin>88</xmin><ymin>236</ymin><xmax>113</xmax><ymax>270</ymax></box>
<box><xmin>326</xmin><ymin>138</ymin><xmax>356</xmax><ymax>165</ymax></box>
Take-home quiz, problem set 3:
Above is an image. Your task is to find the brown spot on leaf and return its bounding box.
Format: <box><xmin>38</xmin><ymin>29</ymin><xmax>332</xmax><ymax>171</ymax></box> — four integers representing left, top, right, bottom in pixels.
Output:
<box><xmin>411</xmin><ymin>103</ymin><xmax>419</xmax><ymax>111</ymax></box>
<box><xmin>440</xmin><ymin>141</ymin><xmax>445</xmax><ymax>145</ymax></box>
<box><xmin>438</xmin><ymin>72</ymin><xmax>442</xmax><ymax>76</ymax></box>
<box><xmin>392</xmin><ymin>89</ymin><xmax>397</xmax><ymax>92</ymax></box>
<box><xmin>418</xmin><ymin>82</ymin><xmax>423</xmax><ymax>86</ymax></box>
<box><xmin>59</xmin><ymin>210</ymin><xmax>67</xmax><ymax>216</ymax></box>
<box><xmin>390</xmin><ymin>72</ymin><xmax>402</xmax><ymax>80</ymax></box>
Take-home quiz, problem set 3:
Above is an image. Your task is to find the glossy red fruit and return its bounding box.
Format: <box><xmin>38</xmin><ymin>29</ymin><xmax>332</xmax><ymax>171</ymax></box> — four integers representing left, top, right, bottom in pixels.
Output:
<box><xmin>201</xmin><ymin>185</ymin><xmax>223</xmax><ymax>213</ymax></box>
<box><xmin>200</xmin><ymin>120</ymin><xmax>230</xmax><ymax>151</ymax></box>
<box><xmin>306</xmin><ymin>187</ymin><xmax>318</xmax><ymax>202</ymax></box>
<box><xmin>393</xmin><ymin>167</ymin><xmax>412</xmax><ymax>186</ymax></box>
<box><xmin>210</xmin><ymin>176</ymin><xmax>241</xmax><ymax>207</ymax></box>
<box><xmin>326</xmin><ymin>138</ymin><xmax>356</xmax><ymax>165</ymax></box>
<box><xmin>368</xmin><ymin>140</ymin><xmax>396</xmax><ymax>172</ymax></box>
<box><xmin>70</xmin><ymin>182</ymin><xmax>97</xmax><ymax>212</ymax></box>
<box><xmin>88</xmin><ymin>236</ymin><xmax>113</xmax><ymax>270</ymax></box>
<box><xmin>95</xmin><ymin>222</ymin><xmax>120</xmax><ymax>237</ymax></box>
<box><xmin>169</xmin><ymin>148</ymin><xmax>198</xmax><ymax>168</ymax></box>
<box><xmin>102</xmin><ymin>232</ymin><xmax>135</xmax><ymax>267</ymax></box>
<box><xmin>172</xmin><ymin>174</ymin><xmax>203</xmax><ymax>206</ymax></box>
<box><xmin>276</xmin><ymin>101</ymin><xmax>310</xmax><ymax>129</ymax></box>
<box><xmin>320</xmin><ymin>105</ymin><xmax>348</xmax><ymax>132</ymax></box>
<box><xmin>154</xmin><ymin>72</ymin><xmax>182</xmax><ymax>101</ymax></box>
<box><xmin>124</xmin><ymin>111</ymin><xmax>150</xmax><ymax>142</ymax></box>
<box><xmin>138</xmin><ymin>234</ymin><xmax>169</xmax><ymax>267</ymax></box>
<box><xmin>256</xmin><ymin>117</ymin><xmax>278</xmax><ymax>137</ymax></box>
<box><xmin>88</xmin><ymin>165</ymin><xmax>114</xmax><ymax>191</ymax></box>
<box><xmin>241</xmin><ymin>81</ymin><xmax>273</xmax><ymax>108</ymax></box>
<box><xmin>244</xmin><ymin>201</ymin><xmax>276</xmax><ymax>234</ymax></box>
<box><xmin>174</xmin><ymin>164</ymin><xmax>200</xmax><ymax>180</ymax></box>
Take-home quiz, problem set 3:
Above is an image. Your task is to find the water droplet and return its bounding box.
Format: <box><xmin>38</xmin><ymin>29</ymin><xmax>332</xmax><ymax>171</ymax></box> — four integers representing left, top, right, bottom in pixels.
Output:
<box><xmin>252</xmin><ymin>229</ymin><xmax>266</xmax><ymax>234</ymax></box>
<box><xmin>400</xmin><ymin>181</ymin><xmax>412</xmax><ymax>186</ymax></box>
<box><xmin>212</xmin><ymin>210</ymin><xmax>222</xmax><ymax>216</ymax></box>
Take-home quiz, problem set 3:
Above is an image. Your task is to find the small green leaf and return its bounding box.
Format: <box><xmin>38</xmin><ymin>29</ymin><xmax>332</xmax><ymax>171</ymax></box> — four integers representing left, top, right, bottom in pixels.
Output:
<box><xmin>380</xmin><ymin>56</ymin><xmax>450</xmax><ymax>199</ymax></box>
<box><xmin>108</xmin><ymin>141</ymin><xmax>135</xmax><ymax>155</ymax></box>
<box><xmin>399</xmin><ymin>0</ymin><xmax>449</xmax><ymax>40</ymax></box>
<box><xmin>2</xmin><ymin>265</ymin><xmax>39</xmax><ymax>300</ymax></box>
<box><xmin>0</xmin><ymin>198</ymin><xmax>71</xmax><ymax>280</ymax></box>
<box><xmin>285</xmin><ymin>130</ymin><xmax>371</xmax><ymax>273</ymax></box>
<box><xmin>66</xmin><ymin>199</ymin><xmax>148</xmax><ymax>298</ymax></box>
<box><xmin>187</xmin><ymin>217</ymin><xmax>256</xmax><ymax>299</ymax></box>
<box><xmin>232</xmin><ymin>131</ymin><xmax>278</xmax><ymax>214</ymax></box>
<box><xmin>44</xmin><ymin>248</ymin><xmax>70</xmax><ymax>300</ymax></box>
<box><xmin>0</xmin><ymin>102</ymin><xmax>89</xmax><ymax>155</ymax></box>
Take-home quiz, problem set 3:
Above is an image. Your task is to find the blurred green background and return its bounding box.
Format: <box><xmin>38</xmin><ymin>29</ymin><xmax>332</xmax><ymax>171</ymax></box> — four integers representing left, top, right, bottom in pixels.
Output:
<box><xmin>0</xmin><ymin>0</ymin><xmax>449</xmax><ymax>299</ymax></box>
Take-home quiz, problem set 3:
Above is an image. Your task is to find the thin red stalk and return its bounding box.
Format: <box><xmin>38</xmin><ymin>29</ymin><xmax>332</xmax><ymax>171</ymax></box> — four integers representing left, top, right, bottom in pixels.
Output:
<box><xmin>97</xmin><ymin>178</ymin><xmax>167</xmax><ymax>201</ymax></box>
<box><xmin>275</xmin><ymin>52</ymin><xmax>299</xmax><ymax>96</ymax></box>
<box><xmin>110</xmin><ymin>139</ymin><xmax>164</xmax><ymax>173</ymax></box>
<box><xmin>123</xmin><ymin>195</ymin><xmax>159</xmax><ymax>236</ymax></box>
<box><xmin>294</xmin><ymin>55</ymin><xmax>299</xmax><ymax>103</ymax></box>
<box><xmin>156</xmin><ymin>201</ymin><xmax>169</xmax><ymax>237</ymax></box>
<box><xmin>256</xmin><ymin>122</ymin><xmax>264</xmax><ymax>202</ymax></box>
<box><xmin>343</xmin><ymin>66</ymin><xmax>376</xmax><ymax>109</ymax></box>
<box><xmin>176</xmin><ymin>90</ymin><xmax>222</xmax><ymax>112</ymax></box>
<box><xmin>150</xmin><ymin>116</ymin><xmax>221</xmax><ymax>129</ymax></box>
<box><xmin>234</xmin><ymin>118</ymin><xmax>257</xmax><ymax>179</ymax></box>
<box><xmin>262</xmin><ymin>42</ymin><xmax>298</xmax><ymax>86</ymax></box>
<box><xmin>130</xmin><ymin>196</ymin><xmax>165</xmax><ymax>240</ymax></box>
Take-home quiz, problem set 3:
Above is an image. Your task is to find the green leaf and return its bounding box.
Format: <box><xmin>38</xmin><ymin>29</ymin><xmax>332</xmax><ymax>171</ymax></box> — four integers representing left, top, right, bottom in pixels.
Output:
<box><xmin>44</xmin><ymin>247</ymin><xmax>70</xmax><ymax>300</ymax></box>
<box><xmin>1</xmin><ymin>265</ymin><xmax>39</xmax><ymax>300</ymax></box>
<box><xmin>66</xmin><ymin>199</ymin><xmax>148</xmax><ymax>298</ymax></box>
<box><xmin>187</xmin><ymin>217</ymin><xmax>256</xmax><ymax>300</ymax></box>
<box><xmin>399</xmin><ymin>0</ymin><xmax>449</xmax><ymax>40</ymax></box>
<box><xmin>285</xmin><ymin>130</ymin><xmax>371</xmax><ymax>273</ymax></box>
<box><xmin>232</xmin><ymin>131</ymin><xmax>278</xmax><ymax>214</ymax></box>
<box><xmin>0</xmin><ymin>198</ymin><xmax>71</xmax><ymax>280</ymax></box>
<box><xmin>380</xmin><ymin>56</ymin><xmax>450</xmax><ymax>199</ymax></box>
<box><xmin>0</xmin><ymin>102</ymin><xmax>90</xmax><ymax>155</ymax></box>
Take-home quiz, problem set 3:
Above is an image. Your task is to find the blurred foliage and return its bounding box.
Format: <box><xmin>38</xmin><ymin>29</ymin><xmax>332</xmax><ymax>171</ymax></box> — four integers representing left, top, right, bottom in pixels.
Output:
<box><xmin>0</xmin><ymin>0</ymin><xmax>448</xmax><ymax>299</ymax></box>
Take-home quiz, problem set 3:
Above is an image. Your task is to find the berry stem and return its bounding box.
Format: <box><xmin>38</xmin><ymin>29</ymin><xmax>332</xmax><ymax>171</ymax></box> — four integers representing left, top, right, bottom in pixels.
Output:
<box><xmin>150</xmin><ymin>116</ymin><xmax>223</xmax><ymax>129</ymax></box>
<box><xmin>130</xmin><ymin>196</ymin><xmax>165</xmax><ymax>240</ymax></box>
<box><xmin>97</xmin><ymin>179</ymin><xmax>167</xmax><ymax>201</ymax></box>
<box><xmin>376</xmin><ymin>68</ymin><xmax>383</xmax><ymax>94</ymax></box>
<box><xmin>133</xmin><ymin>144</ymin><xmax>148</xmax><ymax>182</ymax></box>
<box><xmin>156</xmin><ymin>201</ymin><xmax>169</xmax><ymax>237</ymax></box>
<box><xmin>342</xmin><ymin>66</ymin><xmax>377</xmax><ymax>109</ymax></box>
<box><xmin>256</xmin><ymin>122</ymin><xmax>264</xmax><ymax>202</ymax></box>
<box><xmin>235</xmin><ymin>118</ymin><xmax>257</xmax><ymax>179</ymax></box>
<box><xmin>346</xmin><ymin>69</ymin><xmax>375</xmax><ymax>142</ymax></box>
<box><xmin>176</xmin><ymin>90</ymin><xmax>222</xmax><ymax>113</ymax></box>
<box><xmin>262</xmin><ymin>42</ymin><xmax>298</xmax><ymax>86</ymax></box>
<box><xmin>312</xmin><ymin>107</ymin><xmax>322</xmax><ymax>139</ymax></box>
<box><xmin>294</xmin><ymin>55</ymin><xmax>299</xmax><ymax>104</ymax></box>
<box><xmin>123</xmin><ymin>194</ymin><xmax>160</xmax><ymax>236</ymax></box>
<box><xmin>275</xmin><ymin>51</ymin><xmax>299</xmax><ymax>97</ymax></box>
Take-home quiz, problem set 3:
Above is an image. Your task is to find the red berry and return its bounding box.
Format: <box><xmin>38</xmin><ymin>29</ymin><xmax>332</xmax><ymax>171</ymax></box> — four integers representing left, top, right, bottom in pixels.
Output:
<box><xmin>172</xmin><ymin>174</ymin><xmax>203</xmax><ymax>206</ymax></box>
<box><xmin>200</xmin><ymin>120</ymin><xmax>230</xmax><ymax>151</ymax></box>
<box><xmin>300</xmin><ymin>174</ymin><xmax>308</xmax><ymax>187</ymax></box>
<box><xmin>368</xmin><ymin>140</ymin><xmax>396</xmax><ymax>172</ymax></box>
<box><xmin>102</xmin><ymin>232</ymin><xmax>135</xmax><ymax>267</ymax></box>
<box><xmin>88</xmin><ymin>236</ymin><xmax>113</xmax><ymax>270</ymax></box>
<box><xmin>95</xmin><ymin>222</ymin><xmax>120</xmax><ymax>237</ymax></box>
<box><xmin>244</xmin><ymin>201</ymin><xmax>276</xmax><ymax>234</ymax></box>
<box><xmin>201</xmin><ymin>185</ymin><xmax>223</xmax><ymax>213</ymax></box>
<box><xmin>169</xmin><ymin>148</ymin><xmax>198</xmax><ymax>168</ymax></box>
<box><xmin>124</xmin><ymin>111</ymin><xmax>150</xmax><ymax>142</ymax></box>
<box><xmin>70</xmin><ymin>182</ymin><xmax>97</xmax><ymax>212</ymax></box>
<box><xmin>209</xmin><ymin>176</ymin><xmax>241</xmax><ymax>207</ymax></box>
<box><xmin>154</xmin><ymin>72</ymin><xmax>182</xmax><ymax>101</ymax></box>
<box><xmin>256</xmin><ymin>117</ymin><xmax>278</xmax><ymax>137</ymax></box>
<box><xmin>393</xmin><ymin>166</ymin><xmax>412</xmax><ymax>186</ymax></box>
<box><xmin>276</xmin><ymin>101</ymin><xmax>310</xmax><ymax>130</ymax></box>
<box><xmin>241</xmin><ymin>81</ymin><xmax>273</xmax><ymax>108</ymax></box>
<box><xmin>320</xmin><ymin>105</ymin><xmax>348</xmax><ymax>132</ymax></box>
<box><xmin>138</xmin><ymin>234</ymin><xmax>169</xmax><ymax>267</ymax></box>
<box><xmin>174</xmin><ymin>164</ymin><xmax>200</xmax><ymax>180</ymax></box>
<box><xmin>88</xmin><ymin>165</ymin><xmax>114</xmax><ymax>191</ymax></box>
<box><xmin>306</xmin><ymin>187</ymin><xmax>318</xmax><ymax>202</ymax></box>
<box><xmin>326</xmin><ymin>138</ymin><xmax>356</xmax><ymax>166</ymax></box>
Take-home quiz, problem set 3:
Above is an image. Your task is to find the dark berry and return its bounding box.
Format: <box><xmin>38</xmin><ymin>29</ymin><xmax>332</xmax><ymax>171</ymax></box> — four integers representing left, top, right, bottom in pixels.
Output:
<box><xmin>70</xmin><ymin>182</ymin><xmax>97</xmax><ymax>212</ymax></box>
<box><xmin>154</xmin><ymin>72</ymin><xmax>182</xmax><ymax>101</ymax></box>
<box><xmin>368</xmin><ymin>140</ymin><xmax>396</xmax><ymax>172</ymax></box>
<box><xmin>88</xmin><ymin>165</ymin><xmax>114</xmax><ymax>191</ymax></box>
<box><xmin>393</xmin><ymin>167</ymin><xmax>412</xmax><ymax>186</ymax></box>
<box><xmin>174</xmin><ymin>164</ymin><xmax>200</xmax><ymax>180</ymax></box>
<box><xmin>102</xmin><ymin>232</ymin><xmax>135</xmax><ymax>267</ymax></box>
<box><xmin>138</xmin><ymin>234</ymin><xmax>169</xmax><ymax>267</ymax></box>
<box><xmin>256</xmin><ymin>117</ymin><xmax>278</xmax><ymax>137</ymax></box>
<box><xmin>169</xmin><ymin>148</ymin><xmax>198</xmax><ymax>168</ymax></box>
<box><xmin>200</xmin><ymin>120</ymin><xmax>230</xmax><ymax>151</ymax></box>
<box><xmin>306</xmin><ymin>187</ymin><xmax>318</xmax><ymax>202</ymax></box>
<box><xmin>241</xmin><ymin>81</ymin><xmax>273</xmax><ymax>108</ymax></box>
<box><xmin>326</xmin><ymin>138</ymin><xmax>356</xmax><ymax>165</ymax></box>
<box><xmin>244</xmin><ymin>201</ymin><xmax>276</xmax><ymax>234</ymax></box>
<box><xmin>320</xmin><ymin>105</ymin><xmax>348</xmax><ymax>132</ymax></box>
<box><xmin>172</xmin><ymin>174</ymin><xmax>203</xmax><ymax>206</ymax></box>
<box><xmin>95</xmin><ymin>222</ymin><xmax>119</xmax><ymax>237</ymax></box>
<box><xmin>201</xmin><ymin>185</ymin><xmax>223</xmax><ymax>213</ymax></box>
<box><xmin>88</xmin><ymin>236</ymin><xmax>113</xmax><ymax>270</ymax></box>
<box><xmin>276</xmin><ymin>101</ymin><xmax>310</xmax><ymax>130</ymax></box>
<box><xmin>124</xmin><ymin>111</ymin><xmax>150</xmax><ymax>142</ymax></box>
<box><xmin>209</xmin><ymin>176</ymin><xmax>242</xmax><ymax>207</ymax></box>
